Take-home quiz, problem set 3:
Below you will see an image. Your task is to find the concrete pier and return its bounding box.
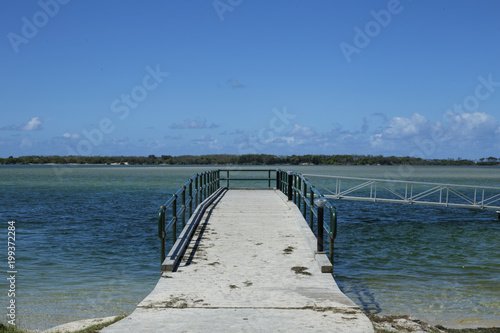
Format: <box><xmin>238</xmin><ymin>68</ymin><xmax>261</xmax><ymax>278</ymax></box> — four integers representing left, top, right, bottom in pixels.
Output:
<box><xmin>102</xmin><ymin>189</ymin><xmax>373</xmax><ymax>332</ymax></box>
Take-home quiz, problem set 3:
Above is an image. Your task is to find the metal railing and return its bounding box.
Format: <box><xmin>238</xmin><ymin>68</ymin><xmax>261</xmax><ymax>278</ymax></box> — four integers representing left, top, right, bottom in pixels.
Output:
<box><xmin>158</xmin><ymin>170</ymin><xmax>220</xmax><ymax>263</ymax></box>
<box><xmin>303</xmin><ymin>174</ymin><xmax>500</xmax><ymax>210</ymax></box>
<box><xmin>220</xmin><ymin>168</ymin><xmax>275</xmax><ymax>188</ymax></box>
<box><xmin>276</xmin><ymin>169</ymin><xmax>337</xmax><ymax>264</ymax></box>
<box><xmin>158</xmin><ymin>168</ymin><xmax>338</xmax><ymax>266</ymax></box>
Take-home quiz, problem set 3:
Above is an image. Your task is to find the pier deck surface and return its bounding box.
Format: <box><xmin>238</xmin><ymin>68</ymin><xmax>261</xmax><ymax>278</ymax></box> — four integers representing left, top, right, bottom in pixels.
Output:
<box><xmin>103</xmin><ymin>189</ymin><xmax>373</xmax><ymax>332</ymax></box>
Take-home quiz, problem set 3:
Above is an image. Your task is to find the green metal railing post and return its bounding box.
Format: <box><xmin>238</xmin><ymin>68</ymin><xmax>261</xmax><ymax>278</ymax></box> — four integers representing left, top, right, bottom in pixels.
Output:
<box><xmin>284</xmin><ymin>171</ymin><xmax>287</xmax><ymax>192</ymax></box>
<box><xmin>329</xmin><ymin>209</ymin><xmax>336</xmax><ymax>266</ymax></box>
<box><xmin>199</xmin><ymin>173</ymin><xmax>202</xmax><ymax>202</ymax></box>
<box><xmin>182</xmin><ymin>186</ymin><xmax>186</xmax><ymax>229</ymax></box>
<box><xmin>210</xmin><ymin>171</ymin><xmax>213</xmax><ymax>194</ymax></box>
<box><xmin>283</xmin><ymin>171</ymin><xmax>286</xmax><ymax>192</ymax></box>
<box><xmin>195</xmin><ymin>174</ymin><xmax>199</xmax><ymax>207</ymax></box>
<box><xmin>159</xmin><ymin>206</ymin><xmax>166</xmax><ymax>263</ymax></box>
<box><xmin>204</xmin><ymin>173</ymin><xmax>207</xmax><ymax>199</ymax></box>
<box><xmin>207</xmin><ymin>172</ymin><xmax>211</xmax><ymax>195</ymax></box>
<box><xmin>279</xmin><ymin>170</ymin><xmax>283</xmax><ymax>191</ymax></box>
<box><xmin>202</xmin><ymin>172</ymin><xmax>205</xmax><ymax>198</ymax></box>
<box><xmin>172</xmin><ymin>195</ymin><xmax>178</xmax><ymax>244</ymax></box>
<box><xmin>303</xmin><ymin>182</ymin><xmax>308</xmax><ymax>218</ymax></box>
<box><xmin>213</xmin><ymin>171</ymin><xmax>215</xmax><ymax>191</ymax></box>
<box><xmin>209</xmin><ymin>171</ymin><xmax>212</xmax><ymax>193</ymax></box>
<box><xmin>199</xmin><ymin>174</ymin><xmax>202</xmax><ymax>203</ymax></box>
<box><xmin>314</xmin><ymin>198</ymin><xmax>327</xmax><ymax>252</ymax></box>
<box><xmin>189</xmin><ymin>181</ymin><xmax>193</xmax><ymax>217</ymax></box>
<box><xmin>214</xmin><ymin>171</ymin><xmax>217</xmax><ymax>192</ymax></box>
<box><xmin>309</xmin><ymin>188</ymin><xmax>314</xmax><ymax>229</ymax></box>
<box><xmin>318</xmin><ymin>206</ymin><xmax>324</xmax><ymax>251</ymax></box>
<box><xmin>275</xmin><ymin>169</ymin><xmax>280</xmax><ymax>189</ymax></box>
<box><xmin>200</xmin><ymin>173</ymin><xmax>204</xmax><ymax>201</ymax></box>
<box><xmin>296</xmin><ymin>176</ymin><xmax>301</xmax><ymax>210</ymax></box>
<box><xmin>287</xmin><ymin>171</ymin><xmax>293</xmax><ymax>201</ymax></box>
<box><xmin>213</xmin><ymin>171</ymin><xmax>216</xmax><ymax>192</ymax></box>
<box><xmin>292</xmin><ymin>175</ymin><xmax>296</xmax><ymax>204</ymax></box>
<box><xmin>226</xmin><ymin>170</ymin><xmax>230</xmax><ymax>188</ymax></box>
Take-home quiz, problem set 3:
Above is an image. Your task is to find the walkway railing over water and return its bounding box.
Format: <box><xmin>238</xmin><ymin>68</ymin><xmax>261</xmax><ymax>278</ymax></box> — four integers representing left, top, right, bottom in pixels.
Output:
<box><xmin>276</xmin><ymin>170</ymin><xmax>337</xmax><ymax>262</ymax></box>
<box><xmin>303</xmin><ymin>174</ymin><xmax>500</xmax><ymax>210</ymax></box>
<box><xmin>158</xmin><ymin>170</ymin><xmax>220</xmax><ymax>264</ymax></box>
<box><xmin>158</xmin><ymin>169</ymin><xmax>337</xmax><ymax>265</ymax></box>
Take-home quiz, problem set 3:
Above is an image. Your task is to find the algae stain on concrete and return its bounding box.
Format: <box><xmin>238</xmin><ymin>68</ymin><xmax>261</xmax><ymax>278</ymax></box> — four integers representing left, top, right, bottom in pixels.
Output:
<box><xmin>291</xmin><ymin>266</ymin><xmax>312</xmax><ymax>276</ymax></box>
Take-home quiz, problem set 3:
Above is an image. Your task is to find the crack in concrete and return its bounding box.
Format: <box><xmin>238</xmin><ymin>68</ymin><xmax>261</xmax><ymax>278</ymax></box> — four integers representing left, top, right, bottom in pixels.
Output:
<box><xmin>139</xmin><ymin>304</ymin><xmax>362</xmax><ymax>315</ymax></box>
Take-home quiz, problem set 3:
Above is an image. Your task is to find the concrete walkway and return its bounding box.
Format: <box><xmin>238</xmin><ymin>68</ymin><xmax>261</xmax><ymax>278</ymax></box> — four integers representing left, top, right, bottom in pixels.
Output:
<box><xmin>102</xmin><ymin>189</ymin><xmax>373</xmax><ymax>332</ymax></box>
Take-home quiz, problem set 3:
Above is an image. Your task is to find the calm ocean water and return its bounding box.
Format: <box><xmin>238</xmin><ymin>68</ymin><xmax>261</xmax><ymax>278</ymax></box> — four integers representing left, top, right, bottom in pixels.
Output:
<box><xmin>0</xmin><ymin>165</ymin><xmax>499</xmax><ymax>329</ymax></box>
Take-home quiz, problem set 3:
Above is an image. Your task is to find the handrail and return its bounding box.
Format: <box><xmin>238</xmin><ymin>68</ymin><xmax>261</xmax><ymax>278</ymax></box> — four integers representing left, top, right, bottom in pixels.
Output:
<box><xmin>275</xmin><ymin>169</ymin><xmax>338</xmax><ymax>264</ymax></box>
<box><xmin>219</xmin><ymin>168</ymin><xmax>275</xmax><ymax>188</ymax></box>
<box><xmin>303</xmin><ymin>174</ymin><xmax>500</xmax><ymax>210</ymax></box>
<box><xmin>303</xmin><ymin>173</ymin><xmax>500</xmax><ymax>190</ymax></box>
<box><xmin>158</xmin><ymin>170</ymin><xmax>221</xmax><ymax>263</ymax></box>
<box><xmin>158</xmin><ymin>168</ymin><xmax>338</xmax><ymax>268</ymax></box>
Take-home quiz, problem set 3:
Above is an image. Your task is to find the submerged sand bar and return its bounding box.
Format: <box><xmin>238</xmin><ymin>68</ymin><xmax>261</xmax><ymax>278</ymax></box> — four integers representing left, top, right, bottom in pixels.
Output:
<box><xmin>102</xmin><ymin>189</ymin><xmax>374</xmax><ymax>332</ymax></box>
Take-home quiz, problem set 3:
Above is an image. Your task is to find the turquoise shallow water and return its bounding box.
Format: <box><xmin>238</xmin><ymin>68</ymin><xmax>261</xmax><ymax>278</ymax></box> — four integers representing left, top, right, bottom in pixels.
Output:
<box><xmin>0</xmin><ymin>165</ymin><xmax>499</xmax><ymax>329</ymax></box>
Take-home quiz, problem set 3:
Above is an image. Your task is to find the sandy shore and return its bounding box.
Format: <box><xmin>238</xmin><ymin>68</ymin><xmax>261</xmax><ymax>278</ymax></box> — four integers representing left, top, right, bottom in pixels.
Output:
<box><xmin>34</xmin><ymin>314</ymin><xmax>500</xmax><ymax>333</ymax></box>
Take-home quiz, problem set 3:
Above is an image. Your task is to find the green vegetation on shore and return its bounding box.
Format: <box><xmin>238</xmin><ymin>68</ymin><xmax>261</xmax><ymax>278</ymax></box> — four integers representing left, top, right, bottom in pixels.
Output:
<box><xmin>1</xmin><ymin>154</ymin><xmax>499</xmax><ymax>166</ymax></box>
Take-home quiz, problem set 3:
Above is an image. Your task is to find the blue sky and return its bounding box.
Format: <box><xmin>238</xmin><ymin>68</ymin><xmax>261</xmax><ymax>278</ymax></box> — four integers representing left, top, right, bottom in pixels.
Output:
<box><xmin>2</xmin><ymin>0</ymin><xmax>500</xmax><ymax>159</ymax></box>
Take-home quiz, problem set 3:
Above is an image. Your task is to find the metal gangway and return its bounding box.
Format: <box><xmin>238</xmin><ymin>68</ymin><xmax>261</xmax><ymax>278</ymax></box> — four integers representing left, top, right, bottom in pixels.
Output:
<box><xmin>303</xmin><ymin>174</ymin><xmax>500</xmax><ymax>211</ymax></box>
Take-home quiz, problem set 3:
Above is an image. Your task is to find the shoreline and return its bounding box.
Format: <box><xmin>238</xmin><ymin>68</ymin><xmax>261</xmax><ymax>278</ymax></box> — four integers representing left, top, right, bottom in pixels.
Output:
<box><xmin>366</xmin><ymin>314</ymin><xmax>500</xmax><ymax>333</ymax></box>
<box><xmin>22</xmin><ymin>313</ymin><xmax>499</xmax><ymax>333</ymax></box>
<box><xmin>2</xmin><ymin>153</ymin><xmax>500</xmax><ymax>167</ymax></box>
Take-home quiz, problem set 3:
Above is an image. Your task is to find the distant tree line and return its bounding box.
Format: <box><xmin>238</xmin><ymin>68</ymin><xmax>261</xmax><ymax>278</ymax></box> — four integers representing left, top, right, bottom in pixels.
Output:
<box><xmin>1</xmin><ymin>154</ymin><xmax>499</xmax><ymax>166</ymax></box>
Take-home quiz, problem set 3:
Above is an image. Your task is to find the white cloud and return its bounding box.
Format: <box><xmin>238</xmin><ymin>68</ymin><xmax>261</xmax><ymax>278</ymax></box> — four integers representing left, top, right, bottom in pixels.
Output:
<box><xmin>271</xmin><ymin>136</ymin><xmax>295</xmax><ymax>145</ymax></box>
<box><xmin>192</xmin><ymin>136</ymin><xmax>223</xmax><ymax>150</ymax></box>
<box><xmin>170</xmin><ymin>118</ymin><xmax>221</xmax><ymax>129</ymax></box>
<box><xmin>365</xmin><ymin>111</ymin><xmax>500</xmax><ymax>158</ymax></box>
<box><xmin>288</xmin><ymin>124</ymin><xmax>316</xmax><ymax>138</ymax></box>
<box><xmin>1</xmin><ymin>116</ymin><xmax>43</xmax><ymax>131</ymax></box>
<box><xmin>446</xmin><ymin>111</ymin><xmax>499</xmax><ymax>138</ymax></box>
<box><xmin>63</xmin><ymin>133</ymin><xmax>81</xmax><ymax>139</ymax></box>
<box><xmin>21</xmin><ymin>117</ymin><xmax>43</xmax><ymax>131</ymax></box>
<box><xmin>381</xmin><ymin>113</ymin><xmax>430</xmax><ymax>139</ymax></box>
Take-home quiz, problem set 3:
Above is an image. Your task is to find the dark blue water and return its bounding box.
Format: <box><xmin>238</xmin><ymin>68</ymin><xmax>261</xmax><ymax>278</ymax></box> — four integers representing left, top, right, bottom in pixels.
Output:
<box><xmin>0</xmin><ymin>165</ymin><xmax>498</xmax><ymax>329</ymax></box>
<box><xmin>334</xmin><ymin>200</ymin><xmax>500</xmax><ymax>328</ymax></box>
